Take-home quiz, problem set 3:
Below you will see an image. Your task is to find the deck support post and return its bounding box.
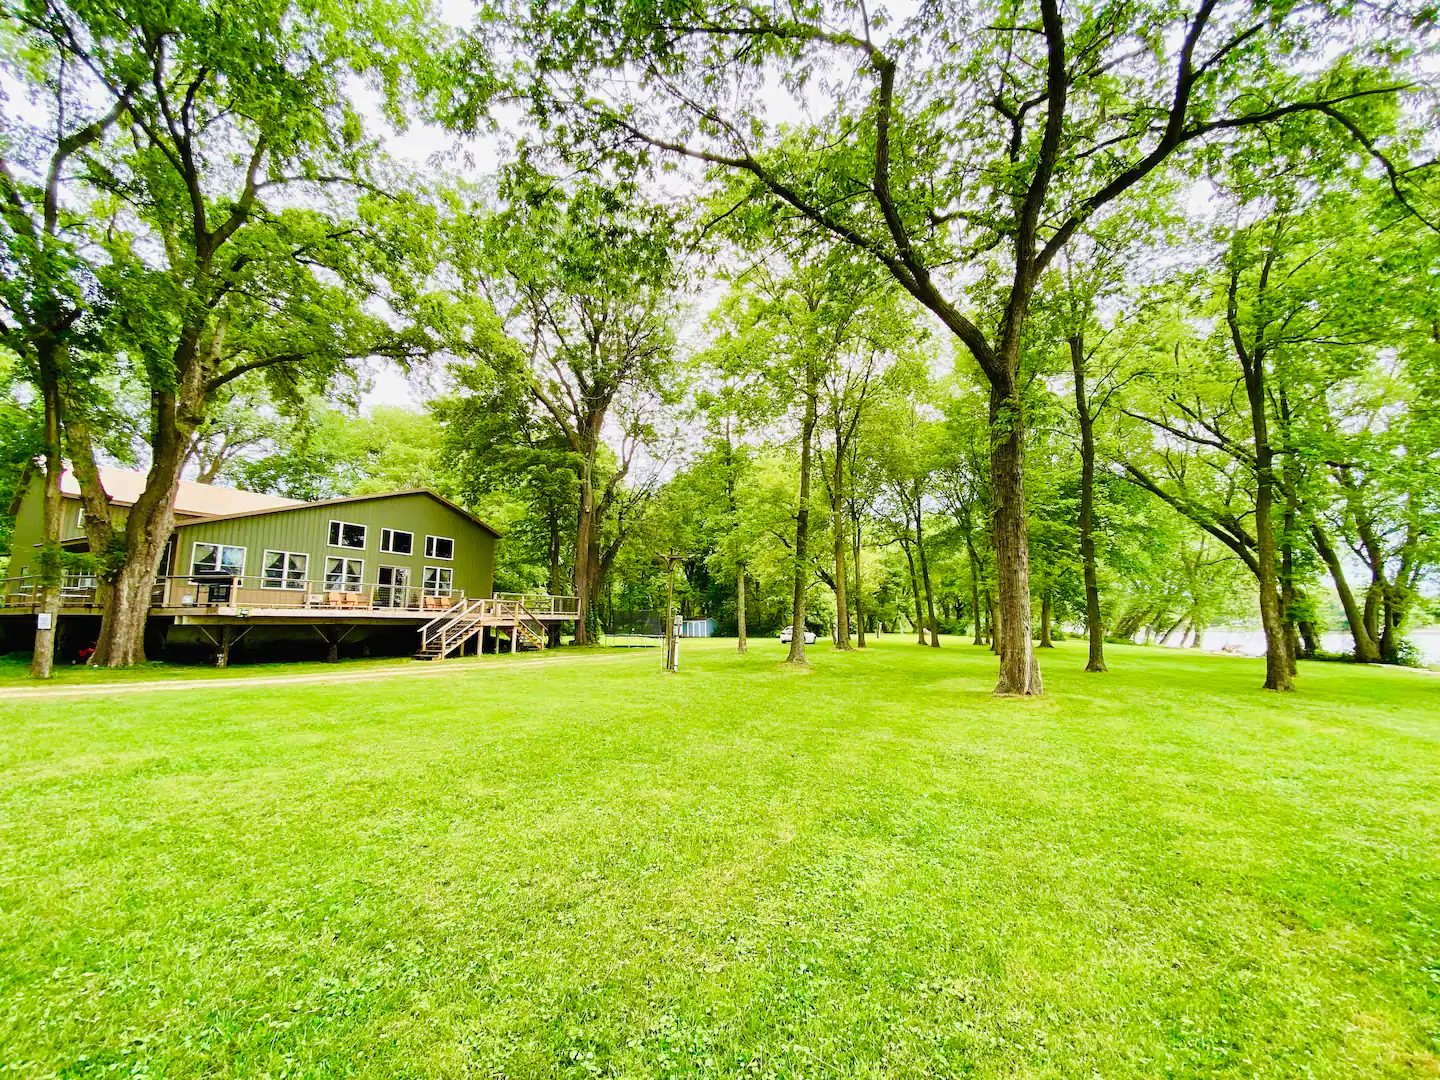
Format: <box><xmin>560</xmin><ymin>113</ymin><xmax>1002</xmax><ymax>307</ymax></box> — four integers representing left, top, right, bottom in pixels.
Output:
<box><xmin>511</xmin><ymin>622</ymin><xmax>518</xmax><ymax>654</ymax></box>
<box><xmin>319</xmin><ymin>625</ymin><xmax>339</xmax><ymax>663</ymax></box>
<box><xmin>215</xmin><ymin>625</ymin><xmax>232</xmax><ymax>668</ymax></box>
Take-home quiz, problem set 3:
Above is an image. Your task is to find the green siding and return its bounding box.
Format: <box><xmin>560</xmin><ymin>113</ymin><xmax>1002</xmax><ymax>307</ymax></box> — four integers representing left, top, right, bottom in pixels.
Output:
<box><xmin>175</xmin><ymin>492</ymin><xmax>495</xmax><ymax>597</ymax></box>
<box><xmin>6</xmin><ymin>477</ymin><xmax>45</xmax><ymax>574</ymax></box>
<box><xmin>6</xmin><ymin>481</ymin><xmax>86</xmax><ymax>572</ymax></box>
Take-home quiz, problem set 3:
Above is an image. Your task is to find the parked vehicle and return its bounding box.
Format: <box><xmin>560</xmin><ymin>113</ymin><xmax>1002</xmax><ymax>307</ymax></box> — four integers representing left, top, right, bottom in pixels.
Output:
<box><xmin>779</xmin><ymin>625</ymin><xmax>817</xmax><ymax>645</ymax></box>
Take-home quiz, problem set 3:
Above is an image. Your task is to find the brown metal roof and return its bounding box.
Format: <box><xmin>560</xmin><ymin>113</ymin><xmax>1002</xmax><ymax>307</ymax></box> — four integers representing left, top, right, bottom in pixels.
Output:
<box><xmin>61</xmin><ymin>467</ymin><xmax>304</xmax><ymax>517</ymax></box>
<box><xmin>169</xmin><ymin>488</ymin><xmax>503</xmax><ymax>537</ymax></box>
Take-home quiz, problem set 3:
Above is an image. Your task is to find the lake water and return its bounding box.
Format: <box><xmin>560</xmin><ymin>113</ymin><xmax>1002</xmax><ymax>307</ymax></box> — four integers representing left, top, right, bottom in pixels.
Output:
<box><xmin>1175</xmin><ymin>628</ymin><xmax>1440</xmax><ymax>666</ymax></box>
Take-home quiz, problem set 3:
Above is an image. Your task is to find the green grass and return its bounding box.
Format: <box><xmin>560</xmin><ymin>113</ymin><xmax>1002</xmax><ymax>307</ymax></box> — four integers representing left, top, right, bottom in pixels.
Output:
<box><xmin>1</xmin><ymin>638</ymin><xmax>1437</xmax><ymax>1078</ymax></box>
<box><xmin>0</xmin><ymin>648</ymin><xmax>564</xmax><ymax>687</ymax></box>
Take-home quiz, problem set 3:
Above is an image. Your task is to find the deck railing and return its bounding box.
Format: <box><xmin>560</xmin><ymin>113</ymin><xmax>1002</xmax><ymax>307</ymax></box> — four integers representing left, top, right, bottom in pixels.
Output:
<box><xmin>148</xmin><ymin>575</ymin><xmax>465</xmax><ymax>612</ymax></box>
<box><xmin>1</xmin><ymin>574</ymin><xmax>582</xmax><ymax>619</ymax></box>
<box><xmin>417</xmin><ymin>595</ymin><xmax>558</xmax><ymax>657</ymax></box>
<box><xmin>0</xmin><ymin>574</ymin><xmax>101</xmax><ymax>609</ymax></box>
<box><xmin>494</xmin><ymin>591</ymin><xmax>580</xmax><ymax>617</ymax></box>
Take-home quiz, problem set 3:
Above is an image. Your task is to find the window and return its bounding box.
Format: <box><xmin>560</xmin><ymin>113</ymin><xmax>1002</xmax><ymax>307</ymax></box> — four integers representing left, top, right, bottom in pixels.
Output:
<box><xmin>328</xmin><ymin>520</ymin><xmax>367</xmax><ymax>549</ymax></box>
<box><xmin>376</xmin><ymin>565</ymin><xmax>412</xmax><ymax>608</ymax></box>
<box><xmin>325</xmin><ymin>557</ymin><xmax>364</xmax><ymax>590</ymax></box>
<box><xmin>75</xmin><ymin>505</ymin><xmax>85</xmax><ymax>528</ymax></box>
<box><xmin>192</xmin><ymin>542</ymin><xmax>245</xmax><ymax>577</ymax></box>
<box><xmin>424</xmin><ymin>534</ymin><xmax>454</xmax><ymax>560</ymax></box>
<box><xmin>262</xmin><ymin>550</ymin><xmax>309</xmax><ymax>590</ymax></box>
<box><xmin>423</xmin><ymin>566</ymin><xmax>453</xmax><ymax>596</ymax></box>
<box><xmin>380</xmin><ymin>528</ymin><xmax>413</xmax><ymax>555</ymax></box>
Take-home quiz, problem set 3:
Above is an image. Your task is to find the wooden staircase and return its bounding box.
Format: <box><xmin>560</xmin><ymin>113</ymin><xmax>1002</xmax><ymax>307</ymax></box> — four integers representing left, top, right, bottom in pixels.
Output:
<box><xmin>414</xmin><ymin>597</ymin><xmax>550</xmax><ymax>661</ymax></box>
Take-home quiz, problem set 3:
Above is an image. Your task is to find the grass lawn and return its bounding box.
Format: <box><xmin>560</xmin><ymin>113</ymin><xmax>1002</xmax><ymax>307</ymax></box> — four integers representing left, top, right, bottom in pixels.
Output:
<box><xmin>0</xmin><ymin>648</ymin><xmax>574</xmax><ymax>688</ymax></box>
<box><xmin>1</xmin><ymin>638</ymin><xmax>1437</xmax><ymax>1078</ymax></box>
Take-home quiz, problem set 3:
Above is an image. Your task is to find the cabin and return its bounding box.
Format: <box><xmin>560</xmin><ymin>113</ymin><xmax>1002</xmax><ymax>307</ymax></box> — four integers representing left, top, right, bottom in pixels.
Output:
<box><xmin>1</xmin><ymin>467</ymin><xmax>577</xmax><ymax>664</ymax></box>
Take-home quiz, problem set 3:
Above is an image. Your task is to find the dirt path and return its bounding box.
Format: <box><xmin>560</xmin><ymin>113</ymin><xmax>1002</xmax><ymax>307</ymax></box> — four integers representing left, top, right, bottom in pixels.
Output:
<box><xmin>0</xmin><ymin>651</ymin><xmax>629</xmax><ymax>701</ymax></box>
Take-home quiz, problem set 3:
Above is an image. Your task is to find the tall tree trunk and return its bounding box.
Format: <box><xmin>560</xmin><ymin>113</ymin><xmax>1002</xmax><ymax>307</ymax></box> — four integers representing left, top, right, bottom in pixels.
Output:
<box><xmin>90</xmin><ymin>421</ymin><xmax>190</xmax><ymax>667</ymax></box>
<box><xmin>736</xmin><ymin>564</ymin><xmax>748</xmax><ymax>654</ymax></box>
<box><xmin>1159</xmin><ymin>615</ymin><xmax>1185</xmax><ymax>645</ymax></box>
<box><xmin>1298</xmin><ymin>619</ymin><xmax>1319</xmax><ymax>658</ymax></box>
<box><xmin>1279</xmin><ymin>570</ymin><xmax>1301</xmax><ymax>672</ymax></box>
<box><xmin>1279</xmin><ymin>517</ymin><xmax>1301</xmax><ymax>673</ymax></box>
<box><xmin>1039</xmin><ymin>590</ymin><xmax>1054</xmax><ymax>648</ymax></box>
<box><xmin>902</xmin><ymin>539</ymin><xmax>925</xmax><ymax>645</ymax></box>
<box><xmin>1380</xmin><ymin>604</ymin><xmax>1400</xmax><ymax>662</ymax></box>
<box><xmin>1231</xmin><ymin>254</ymin><xmax>1292</xmax><ymax>691</ymax></box>
<box><xmin>586</xmin><ymin>521</ymin><xmax>605</xmax><ymax>628</ymax></box>
<box><xmin>1380</xmin><ymin>528</ymin><xmax>1418</xmax><ymax>663</ymax></box>
<box><xmin>1278</xmin><ymin>409</ymin><xmax>1302</xmax><ymax>672</ymax></box>
<box><xmin>829</xmin><ymin>451</ymin><xmax>852</xmax><ymax>651</ymax></box>
<box><xmin>965</xmin><ymin>534</ymin><xmax>984</xmax><ymax>646</ymax></box>
<box><xmin>987</xmin><ymin>592</ymin><xmax>999</xmax><ymax>654</ymax></box>
<box><xmin>572</xmin><ymin>445</ymin><xmax>599</xmax><ymax>646</ymax></box>
<box><xmin>1243</xmin><ymin>403</ymin><xmax>1291</xmax><ymax>690</ymax></box>
<box><xmin>785</xmin><ymin>378</ymin><xmax>816</xmax><ymax>665</ymax></box>
<box><xmin>546</xmin><ymin>505</ymin><xmax>563</xmax><ymax>647</ymax></box>
<box><xmin>1070</xmin><ymin>333</ymin><xmax>1107</xmax><ymax>672</ymax></box>
<box><xmin>852</xmin><ymin>511</ymin><xmax>865</xmax><ymax>648</ymax></box>
<box><xmin>1362</xmin><ymin>582</ymin><xmax>1382</xmax><ymax>652</ymax></box>
<box><xmin>89</xmin><ymin>320</ymin><xmax>216</xmax><ymax>666</ymax></box>
<box><xmin>30</xmin><ymin>351</ymin><xmax>64</xmax><ymax>680</ymax></box>
<box><xmin>914</xmin><ymin>500</ymin><xmax>939</xmax><ymax>647</ymax></box>
<box><xmin>989</xmin><ymin>375</ymin><xmax>1041</xmax><ymax>692</ymax></box>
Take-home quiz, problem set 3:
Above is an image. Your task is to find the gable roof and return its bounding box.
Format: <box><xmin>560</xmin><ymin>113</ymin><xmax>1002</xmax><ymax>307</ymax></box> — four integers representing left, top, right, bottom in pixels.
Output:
<box><xmin>170</xmin><ymin>488</ymin><xmax>503</xmax><ymax>537</ymax></box>
<box><xmin>61</xmin><ymin>466</ymin><xmax>304</xmax><ymax>518</ymax></box>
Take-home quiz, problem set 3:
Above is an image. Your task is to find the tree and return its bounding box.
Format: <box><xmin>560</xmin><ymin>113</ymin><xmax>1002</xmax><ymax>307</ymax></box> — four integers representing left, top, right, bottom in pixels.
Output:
<box><xmin>873</xmin><ymin>369</ymin><xmax>945</xmax><ymax>647</ymax></box>
<box><xmin>224</xmin><ymin>403</ymin><xmax>454</xmax><ymax>500</ymax></box>
<box><xmin>0</xmin><ymin>0</ymin><xmax>136</xmax><ymax>675</ymax></box>
<box><xmin>1048</xmin><ymin>210</ymin><xmax>1175</xmax><ymax>672</ymax></box>
<box><xmin>1123</xmin><ymin>171</ymin><xmax>1439</xmax><ymax>684</ymax></box>
<box><xmin>935</xmin><ymin>382</ymin><xmax>994</xmax><ymax>649</ymax></box>
<box><xmin>701</xmin><ymin>249</ymin><xmax>896</xmax><ymax>665</ymax></box>
<box><xmin>25</xmin><ymin>0</ymin><xmax>450</xmax><ymax>666</ymax></box>
<box><xmin>815</xmin><ymin>286</ymin><xmax>920</xmax><ymax>650</ymax></box>
<box><xmin>451</xmin><ymin>170</ymin><xmax>684</xmax><ymax>644</ymax></box>
<box><xmin>501</xmin><ymin>0</ymin><xmax>1427</xmax><ymax>695</ymax></box>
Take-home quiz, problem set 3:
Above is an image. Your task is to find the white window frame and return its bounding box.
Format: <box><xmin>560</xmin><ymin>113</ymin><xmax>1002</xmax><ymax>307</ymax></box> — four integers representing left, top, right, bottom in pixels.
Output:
<box><xmin>380</xmin><ymin>528</ymin><xmax>414</xmax><ymax>555</ymax></box>
<box><xmin>424</xmin><ymin>534</ymin><xmax>455</xmax><ymax>561</ymax></box>
<box><xmin>376</xmin><ymin>564</ymin><xmax>412</xmax><ymax>607</ymax></box>
<box><xmin>328</xmin><ymin>519</ymin><xmax>367</xmax><ymax>550</ymax></box>
<box><xmin>261</xmin><ymin>549</ymin><xmax>309</xmax><ymax>590</ymax></box>
<box><xmin>423</xmin><ymin>565</ymin><xmax>453</xmax><ymax>597</ymax></box>
<box><xmin>191</xmin><ymin>542</ymin><xmax>246</xmax><ymax>577</ymax></box>
<box><xmin>325</xmin><ymin>556</ymin><xmax>364</xmax><ymax>590</ymax></box>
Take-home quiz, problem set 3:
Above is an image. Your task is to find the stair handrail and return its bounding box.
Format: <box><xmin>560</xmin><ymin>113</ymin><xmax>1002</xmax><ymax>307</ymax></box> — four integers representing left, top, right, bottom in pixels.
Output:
<box><xmin>514</xmin><ymin>601</ymin><xmax>547</xmax><ymax>647</ymax></box>
<box><xmin>420</xmin><ymin>596</ymin><xmax>472</xmax><ymax>636</ymax></box>
<box><xmin>421</xmin><ymin>596</ymin><xmax>481</xmax><ymax>653</ymax></box>
<box><xmin>439</xmin><ymin>607</ymin><xmax>490</xmax><ymax>655</ymax></box>
<box><xmin>433</xmin><ymin>597</ymin><xmax>506</xmax><ymax>658</ymax></box>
